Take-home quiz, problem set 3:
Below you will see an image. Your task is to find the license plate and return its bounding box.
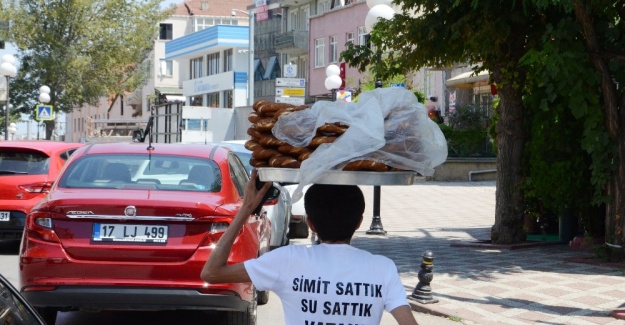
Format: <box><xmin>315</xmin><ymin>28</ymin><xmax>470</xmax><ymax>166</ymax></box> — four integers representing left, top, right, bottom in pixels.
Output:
<box><xmin>0</xmin><ymin>211</ymin><xmax>9</xmax><ymax>222</ymax></box>
<box><xmin>93</xmin><ymin>223</ymin><xmax>168</xmax><ymax>243</ymax></box>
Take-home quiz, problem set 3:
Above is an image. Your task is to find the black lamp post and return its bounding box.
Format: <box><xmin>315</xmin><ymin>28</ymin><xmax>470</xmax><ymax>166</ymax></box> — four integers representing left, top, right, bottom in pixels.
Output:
<box><xmin>366</xmin><ymin>77</ymin><xmax>386</xmax><ymax>235</ymax></box>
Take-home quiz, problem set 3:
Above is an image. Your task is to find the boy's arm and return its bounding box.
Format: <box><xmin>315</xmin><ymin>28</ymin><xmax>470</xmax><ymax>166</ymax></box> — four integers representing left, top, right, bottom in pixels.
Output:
<box><xmin>200</xmin><ymin>169</ymin><xmax>272</xmax><ymax>284</ymax></box>
<box><xmin>390</xmin><ymin>305</ymin><xmax>419</xmax><ymax>325</ymax></box>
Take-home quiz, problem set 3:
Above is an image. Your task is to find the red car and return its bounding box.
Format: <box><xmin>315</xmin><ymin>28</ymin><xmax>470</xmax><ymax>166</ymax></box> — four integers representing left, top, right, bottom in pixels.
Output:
<box><xmin>19</xmin><ymin>142</ymin><xmax>272</xmax><ymax>325</ymax></box>
<box><xmin>0</xmin><ymin>140</ymin><xmax>82</xmax><ymax>241</ymax></box>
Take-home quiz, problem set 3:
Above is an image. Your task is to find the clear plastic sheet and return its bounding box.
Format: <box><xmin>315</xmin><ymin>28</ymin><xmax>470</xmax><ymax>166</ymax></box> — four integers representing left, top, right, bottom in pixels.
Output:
<box><xmin>272</xmin><ymin>87</ymin><xmax>448</xmax><ymax>201</ymax></box>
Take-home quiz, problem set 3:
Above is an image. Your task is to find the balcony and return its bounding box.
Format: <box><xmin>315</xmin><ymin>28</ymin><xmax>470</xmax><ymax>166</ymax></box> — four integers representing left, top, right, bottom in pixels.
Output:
<box><xmin>274</xmin><ymin>30</ymin><xmax>309</xmax><ymax>56</ymax></box>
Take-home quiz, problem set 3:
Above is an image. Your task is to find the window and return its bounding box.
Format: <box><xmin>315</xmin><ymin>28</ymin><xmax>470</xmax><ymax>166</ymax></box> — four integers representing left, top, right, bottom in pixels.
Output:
<box><xmin>346</xmin><ymin>32</ymin><xmax>354</xmax><ymax>46</ymax></box>
<box><xmin>207</xmin><ymin>52</ymin><xmax>220</xmax><ymax>76</ymax></box>
<box><xmin>223</xmin><ymin>49</ymin><xmax>233</xmax><ymax>72</ymax></box>
<box><xmin>191</xmin><ymin>95</ymin><xmax>203</xmax><ymax>106</ymax></box>
<box><xmin>289</xmin><ymin>10</ymin><xmax>298</xmax><ymax>31</ymax></box>
<box><xmin>329</xmin><ymin>36</ymin><xmax>338</xmax><ymax>63</ymax></box>
<box><xmin>200</xmin><ymin>0</ymin><xmax>208</xmax><ymax>10</ymax></box>
<box><xmin>358</xmin><ymin>26</ymin><xmax>367</xmax><ymax>46</ymax></box>
<box><xmin>159</xmin><ymin>59</ymin><xmax>173</xmax><ymax>76</ymax></box>
<box><xmin>315</xmin><ymin>38</ymin><xmax>325</xmax><ymax>68</ymax></box>
<box><xmin>207</xmin><ymin>92</ymin><xmax>220</xmax><ymax>107</ymax></box>
<box><xmin>194</xmin><ymin>17</ymin><xmax>238</xmax><ymax>32</ymax></box>
<box><xmin>224</xmin><ymin>90</ymin><xmax>233</xmax><ymax>108</ymax></box>
<box><xmin>159</xmin><ymin>24</ymin><xmax>172</xmax><ymax>40</ymax></box>
<box><xmin>318</xmin><ymin>0</ymin><xmax>330</xmax><ymax>15</ymax></box>
<box><xmin>190</xmin><ymin>57</ymin><xmax>204</xmax><ymax>79</ymax></box>
<box><xmin>303</xmin><ymin>6</ymin><xmax>310</xmax><ymax>31</ymax></box>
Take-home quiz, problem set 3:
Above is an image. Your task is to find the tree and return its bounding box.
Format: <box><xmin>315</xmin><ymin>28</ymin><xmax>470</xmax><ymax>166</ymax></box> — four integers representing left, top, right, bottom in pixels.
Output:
<box><xmin>343</xmin><ymin>0</ymin><xmax>625</xmax><ymax>248</ymax></box>
<box><xmin>342</xmin><ymin>0</ymin><xmax>550</xmax><ymax>244</ymax></box>
<box><xmin>0</xmin><ymin>0</ymin><xmax>172</xmax><ymax>139</ymax></box>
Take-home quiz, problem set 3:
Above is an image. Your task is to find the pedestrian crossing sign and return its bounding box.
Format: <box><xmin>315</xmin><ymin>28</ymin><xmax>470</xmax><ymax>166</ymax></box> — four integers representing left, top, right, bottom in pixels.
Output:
<box><xmin>36</xmin><ymin>104</ymin><xmax>54</xmax><ymax>121</ymax></box>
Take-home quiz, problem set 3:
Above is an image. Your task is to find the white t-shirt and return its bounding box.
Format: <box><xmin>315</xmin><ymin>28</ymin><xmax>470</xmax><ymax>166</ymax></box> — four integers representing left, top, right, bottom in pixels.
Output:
<box><xmin>244</xmin><ymin>243</ymin><xmax>409</xmax><ymax>325</ymax></box>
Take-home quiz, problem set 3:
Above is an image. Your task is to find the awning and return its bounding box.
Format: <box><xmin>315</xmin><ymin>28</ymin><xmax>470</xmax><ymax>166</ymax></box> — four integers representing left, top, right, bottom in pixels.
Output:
<box><xmin>156</xmin><ymin>87</ymin><xmax>183</xmax><ymax>95</ymax></box>
<box><xmin>446</xmin><ymin>70</ymin><xmax>490</xmax><ymax>89</ymax></box>
<box><xmin>264</xmin><ymin>56</ymin><xmax>277</xmax><ymax>80</ymax></box>
<box><xmin>127</xmin><ymin>89</ymin><xmax>142</xmax><ymax>105</ymax></box>
<box><xmin>164</xmin><ymin>95</ymin><xmax>186</xmax><ymax>103</ymax></box>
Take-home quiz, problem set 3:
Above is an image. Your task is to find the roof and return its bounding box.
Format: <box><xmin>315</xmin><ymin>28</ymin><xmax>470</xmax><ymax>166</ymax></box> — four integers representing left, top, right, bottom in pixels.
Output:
<box><xmin>156</xmin><ymin>87</ymin><xmax>184</xmax><ymax>95</ymax></box>
<box><xmin>0</xmin><ymin>140</ymin><xmax>83</xmax><ymax>153</ymax></box>
<box><xmin>76</xmin><ymin>142</ymin><xmax>230</xmax><ymax>161</ymax></box>
<box><xmin>170</xmin><ymin>0</ymin><xmax>251</xmax><ymax>17</ymax></box>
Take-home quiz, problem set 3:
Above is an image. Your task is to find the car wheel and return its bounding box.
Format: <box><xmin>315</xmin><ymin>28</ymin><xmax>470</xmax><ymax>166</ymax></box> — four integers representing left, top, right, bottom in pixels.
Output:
<box><xmin>35</xmin><ymin>307</ymin><xmax>57</xmax><ymax>325</ymax></box>
<box><xmin>226</xmin><ymin>288</ymin><xmax>257</xmax><ymax>325</ymax></box>
<box><xmin>289</xmin><ymin>220</ymin><xmax>309</xmax><ymax>239</ymax></box>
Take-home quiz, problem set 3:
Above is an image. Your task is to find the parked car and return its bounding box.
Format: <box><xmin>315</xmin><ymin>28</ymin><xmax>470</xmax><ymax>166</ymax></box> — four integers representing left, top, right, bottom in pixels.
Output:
<box><xmin>284</xmin><ymin>183</ymin><xmax>310</xmax><ymax>239</ymax></box>
<box><xmin>19</xmin><ymin>142</ymin><xmax>273</xmax><ymax>325</ymax></box>
<box><xmin>0</xmin><ymin>140</ymin><xmax>82</xmax><ymax>241</ymax></box>
<box><xmin>0</xmin><ymin>273</ymin><xmax>45</xmax><ymax>324</ymax></box>
<box><xmin>216</xmin><ymin>140</ymin><xmax>293</xmax><ymax>248</ymax></box>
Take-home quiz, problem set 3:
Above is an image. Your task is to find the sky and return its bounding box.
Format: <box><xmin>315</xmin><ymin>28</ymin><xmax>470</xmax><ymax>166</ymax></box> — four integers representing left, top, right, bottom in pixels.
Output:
<box><xmin>160</xmin><ymin>0</ymin><xmax>181</xmax><ymax>10</ymax></box>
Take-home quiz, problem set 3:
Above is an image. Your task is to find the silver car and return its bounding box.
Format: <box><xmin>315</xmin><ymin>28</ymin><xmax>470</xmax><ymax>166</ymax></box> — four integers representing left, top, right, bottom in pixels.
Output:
<box><xmin>216</xmin><ymin>141</ymin><xmax>292</xmax><ymax>249</ymax></box>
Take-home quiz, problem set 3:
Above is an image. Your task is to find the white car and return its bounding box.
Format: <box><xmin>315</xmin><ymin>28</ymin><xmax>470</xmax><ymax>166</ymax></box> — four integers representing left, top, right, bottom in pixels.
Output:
<box><xmin>216</xmin><ymin>141</ymin><xmax>293</xmax><ymax>249</ymax></box>
<box><xmin>283</xmin><ymin>184</ymin><xmax>310</xmax><ymax>239</ymax></box>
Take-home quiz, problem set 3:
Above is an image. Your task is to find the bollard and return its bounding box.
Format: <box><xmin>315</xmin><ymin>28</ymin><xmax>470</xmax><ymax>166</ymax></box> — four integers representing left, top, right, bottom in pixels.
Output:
<box><xmin>409</xmin><ymin>250</ymin><xmax>439</xmax><ymax>304</ymax></box>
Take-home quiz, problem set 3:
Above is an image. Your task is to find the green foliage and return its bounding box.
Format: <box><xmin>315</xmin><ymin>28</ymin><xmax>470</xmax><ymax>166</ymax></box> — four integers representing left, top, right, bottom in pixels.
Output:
<box><xmin>0</xmin><ymin>0</ymin><xmax>172</xmax><ymax>125</ymax></box>
<box><xmin>443</xmin><ymin>104</ymin><xmax>495</xmax><ymax>158</ymax></box>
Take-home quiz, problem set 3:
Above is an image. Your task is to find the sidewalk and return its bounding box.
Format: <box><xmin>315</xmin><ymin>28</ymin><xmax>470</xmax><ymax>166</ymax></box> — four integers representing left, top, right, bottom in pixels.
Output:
<box><xmin>351</xmin><ymin>182</ymin><xmax>625</xmax><ymax>325</ymax></box>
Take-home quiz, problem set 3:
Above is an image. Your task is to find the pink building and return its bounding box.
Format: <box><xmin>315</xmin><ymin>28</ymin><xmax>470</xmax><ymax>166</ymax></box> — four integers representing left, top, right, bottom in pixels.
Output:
<box><xmin>308</xmin><ymin>2</ymin><xmax>369</xmax><ymax>99</ymax></box>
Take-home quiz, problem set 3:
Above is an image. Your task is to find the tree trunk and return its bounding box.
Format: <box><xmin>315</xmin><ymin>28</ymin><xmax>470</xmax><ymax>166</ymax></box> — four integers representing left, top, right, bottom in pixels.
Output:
<box><xmin>574</xmin><ymin>1</ymin><xmax>625</xmax><ymax>249</ymax></box>
<box><xmin>490</xmin><ymin>68</ymin><xmax>527</xmax><ymax>244</ymax></box>
<box><xmin>44</xmin><ymin>120</ymin><xmax>55</xmax><ymax>140</ymax></box>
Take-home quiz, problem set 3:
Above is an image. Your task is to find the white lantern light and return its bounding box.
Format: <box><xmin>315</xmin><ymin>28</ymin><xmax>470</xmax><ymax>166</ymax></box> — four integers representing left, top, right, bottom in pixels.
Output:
<box><xmin>39</xmin><ymin>92</ymin><xmax>51</xmax><ymax>104</ymax></box>
<box><xmin>0</xmin><ymin>62</ymin><xmax>17</xmax><ymax>78</ymax></box>
<box><xmin>39</xmin><ymin>85</ymin><xmax>50</xmax><ymax>94</ymax></box>
<box><xmin>365</xmin><ymin>4</ymin><xmax>395</xmax><ymax>32</ymax></box>
<box><xmin>366</xmin><ymin>0</ymin><xmax>393</xmax><ymax>9</ymax></box>
<box><xmin>1</xmin><ymin>54</ymin><xmax>16</xmax><ymax>65</ymax></box>
<box><xmin>326</xmin><ymin>64</ymin><xmax>340</xmax><ymax>77</ymax></box>
<box><xmin>324</xmin><ymin>75</ymin><xmax>343</xmax><ymax>91</ymax></box>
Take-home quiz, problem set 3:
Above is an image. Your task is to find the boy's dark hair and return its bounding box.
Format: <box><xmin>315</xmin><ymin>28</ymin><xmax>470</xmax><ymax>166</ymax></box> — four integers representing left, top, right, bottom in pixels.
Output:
<box><xmin>304</xmin><ymin>184</ymin><xmax>365</xmax><ymax>242</ymax></box>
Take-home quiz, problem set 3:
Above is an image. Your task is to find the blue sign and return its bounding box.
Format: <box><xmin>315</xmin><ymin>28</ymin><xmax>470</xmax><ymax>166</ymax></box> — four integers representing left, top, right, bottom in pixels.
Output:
<box><xmin>390</xmin><ymin>83</ymin><xmax>406</xmax><ymax>88</ymax></box>
<box><xmin>36</xmin><ymin>104</ymin><xmax>54</xmax><ymax>121</ymax></box>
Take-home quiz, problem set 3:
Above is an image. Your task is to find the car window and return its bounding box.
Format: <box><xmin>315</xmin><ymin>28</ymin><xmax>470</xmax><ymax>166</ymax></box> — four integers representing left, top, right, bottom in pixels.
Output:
<box><xmin>228</xmin><ymin>153</ymin><xmax>249</xmax><ymax>197</ymax></box>
<box><xmin>59</xmin><ymin>148</ymin><xmax>79</xmax><ymax>161</ymax></box>
<box><xmin>0</xmin><ymin>148</ymin><xmax>50</xmax><ymax>175</ymax></box>
<box><xmin>58</xmin><ymin>154</ymin><xmax>222</xmax><ymax>192</ymax></box>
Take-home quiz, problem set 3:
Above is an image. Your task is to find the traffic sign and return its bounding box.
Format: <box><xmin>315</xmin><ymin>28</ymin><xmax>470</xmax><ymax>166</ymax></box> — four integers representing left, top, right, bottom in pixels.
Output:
<box><xmin>275</xmin><ymin>96</ymin><xmax>305</xmax><ymax>105</ymax></box>
<box><xmin>36</xmin><ymin>104</ymin><xmax>54</xmax><ymax>121</ymax></box>
<box><xmin>276</xmin><ymin>78</ymin><xmax>305</xmax><ymax>88</ymax></box>
<box><xmin>276</xmin><ymin>87</ymin><xmax>305</xmax><ymax>97</ymax></box>
<box><xmin>284</xmin><ymin>64</ymin><xmax>297</xmax><ymax>78</ymax></box>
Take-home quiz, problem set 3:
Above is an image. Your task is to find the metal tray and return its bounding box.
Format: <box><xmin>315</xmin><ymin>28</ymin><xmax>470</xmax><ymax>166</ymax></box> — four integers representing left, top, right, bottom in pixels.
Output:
<box><xmin>257</xmin><ymin>168</ymin><xmax>424</xmax><ymax>185</ymax></box>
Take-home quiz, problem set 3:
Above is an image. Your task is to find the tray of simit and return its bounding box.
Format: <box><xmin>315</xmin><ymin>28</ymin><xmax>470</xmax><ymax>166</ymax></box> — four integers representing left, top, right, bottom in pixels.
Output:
<box><xmin>257</xmin><ymin>168</ymin><xmax>424</xmax><ymax>185</ymax></box>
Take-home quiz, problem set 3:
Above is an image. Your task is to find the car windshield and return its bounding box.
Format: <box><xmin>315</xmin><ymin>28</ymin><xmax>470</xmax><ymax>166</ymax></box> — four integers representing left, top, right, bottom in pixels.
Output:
<box><xmin>0</xmin><ymin>149</ymin><xmax>50</xmax><ymax>175</ymax></box>
<box><xmin>58</xmin><ymin>154</ymin><xmax>222</xmax><ymax>192</ymax></box>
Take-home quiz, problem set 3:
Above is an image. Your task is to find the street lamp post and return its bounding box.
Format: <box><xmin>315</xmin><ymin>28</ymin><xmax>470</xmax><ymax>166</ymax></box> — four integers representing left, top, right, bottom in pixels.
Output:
<box><xmin>364</xmin><ymin>0</ymin><xmax>395</xmax><ymax>236</ymax></box>
<box><xmin>324</xmin><ymin>64</ymin><xmax>342</xmax><ymax>101</ymax></box>
<box><xmin>231</xmin><ymin>8</ymin><xmax>255</xmax><ymax>106</ymax></box>
<box><xmin>0</xmin><ymin>54</ymin><xmax>18</xmax><ymax>140</ymax></box>
<box><xmin>38</xmin><ymin>86</ymin><xmax>51</xmax><ymax>140</ymax></box>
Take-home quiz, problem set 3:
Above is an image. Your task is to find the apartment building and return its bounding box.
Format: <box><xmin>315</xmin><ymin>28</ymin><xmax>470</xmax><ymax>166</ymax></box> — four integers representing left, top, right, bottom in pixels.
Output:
<box><xmin>65</xmin><ymin>0</ymin><xmax>250</xmax><ymax>142</ymax></box>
